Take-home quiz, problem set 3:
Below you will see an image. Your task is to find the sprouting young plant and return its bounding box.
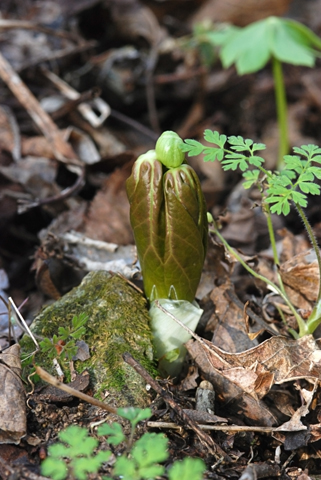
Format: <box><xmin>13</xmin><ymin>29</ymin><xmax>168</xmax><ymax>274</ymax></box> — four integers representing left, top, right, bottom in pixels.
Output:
<box><xmin>41</xmin><ymin>407</ymin><xmax>206</xmax><ymax>480</ymax></box>
<box><xmin>126</xmin><ymin>131</ymin><xmax>208</xmax><ymax>377</ymax></box>
<box><xmin>39</xmin><ymin>313</ymin><xmax>88</xmax><ymax>363</ymax></box>
<box><xmin>40</xmin><ymin>424</ymin><xmax>111</xmax><ymax>480</ymax></box>
<box><xmin>217</xmin><ymin>16</ymin><xmax>321</xmax><ymax>168</ymax></box>
<box><xmin>178</xmin><ymin>21</ymin><xmax>236</xmax><ymax>68</ymax></box>
<box><xmin>181</xmin><ymin>131</ymin><xmax>321</xmax><ymax>338</ymax></box>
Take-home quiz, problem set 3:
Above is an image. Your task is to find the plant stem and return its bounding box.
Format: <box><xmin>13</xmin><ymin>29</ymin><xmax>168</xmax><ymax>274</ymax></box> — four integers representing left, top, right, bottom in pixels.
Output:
<box><xmin>271</xmin><ymin>56</ymin><xmax>289</xmax><ymax>169</ymax></box>
<box><xmin>264</xmin><ymin>203</ymin><xmax>286</xmax><ymax>296</ymax></box>
<box><xmin>295</xmin><ymin>203</ymin><xmax>321</xmax><ymax>334</ymax></box>
<box><xmin>211</xmin><ymin>226</ymin><xmax>308</xmax><ymax>336</ymax></box>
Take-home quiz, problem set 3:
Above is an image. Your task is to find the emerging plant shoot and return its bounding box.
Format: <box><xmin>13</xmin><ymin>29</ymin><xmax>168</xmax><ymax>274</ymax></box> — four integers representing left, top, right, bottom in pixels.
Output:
<box><xmin>126</xmin><ymin>131</ymin><xmax>208</xmax><ymax>376</ymax></box>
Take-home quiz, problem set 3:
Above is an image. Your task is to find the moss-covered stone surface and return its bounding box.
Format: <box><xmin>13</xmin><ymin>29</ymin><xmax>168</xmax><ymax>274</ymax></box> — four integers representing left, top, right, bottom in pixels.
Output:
<box><xmin>20</xmin><ymin>271</ymin><xmax>156</xmax><ymax>407</ymax></box>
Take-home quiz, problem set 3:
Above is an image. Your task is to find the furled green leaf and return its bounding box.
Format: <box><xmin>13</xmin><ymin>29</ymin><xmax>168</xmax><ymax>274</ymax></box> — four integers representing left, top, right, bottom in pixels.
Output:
<box><xmin>162</xmin><ymin>165</ymin><xmax>208</xmax><ymax>301</ymax></box>
<box><xmin>126</xmin><ymin>152</ymin><xmax>167</xmax><ymax>300</ymax></box>
<box><xmin>126</xmin><ymin>155</ymin><xmax>207</xmax><ymax>302</ymax></box>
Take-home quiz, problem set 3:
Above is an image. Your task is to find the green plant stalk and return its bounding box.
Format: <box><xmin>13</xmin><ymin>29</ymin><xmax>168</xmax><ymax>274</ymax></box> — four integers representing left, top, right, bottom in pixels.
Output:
<box><xmin>264</xmin><ymin>203</ymin><xmax>287</xmax><ymax>297</ymax></box>
<box><xmin>295</xmin><ymin>203</ymin><xmax>321</xmax><ymax>334</ymax></box>
<box><xmin>211</xmin><ymin>225</ymin><xmax>309</xmax><ymax>336</ymax></box>
<box><xmin>220</xmin><ymin>154</ymin><xmax>287</xmax><ymax>296</ymax></box>
<box><xmin>271</xmin><ymin>56</ymin><xmax>289</xmax><ymax>169</ymax></box>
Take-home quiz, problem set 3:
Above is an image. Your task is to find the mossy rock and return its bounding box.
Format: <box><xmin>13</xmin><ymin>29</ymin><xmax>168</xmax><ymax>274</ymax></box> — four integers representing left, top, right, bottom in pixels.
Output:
<box><xmin>20</xmin><ymin>271</ymin><xmax>156</xmax><ymax>407</ymax></box>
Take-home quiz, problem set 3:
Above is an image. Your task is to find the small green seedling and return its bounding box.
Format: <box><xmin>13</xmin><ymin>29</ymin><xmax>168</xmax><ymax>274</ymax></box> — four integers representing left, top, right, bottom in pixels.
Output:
<box><xmin>41</xmin><ymin>407</ymin><xmax>206</xmax><ymax>480</ymax></box>
<box><xmin>39</xmin><ymin>313</ymin><xmax>88</xmax><ymax>363</ymax></box>
<box><xmin>217</xmin><ymin>16</ymin><xmax>321</xmax><ymax>168</ymax></box>
<box><xmin>182</xmin><ymin>131</ymin><xmax>321</xmax><ymax>337</ymax></box>
<box><xmin>41</xmin><ymin>425</ymin><xmax>111</xmax><ymax>480</ymax></box>
<box><xmin>179</xmin><ymin>21</ymin><xmax>236</xmax><ymax>68</ymax></box>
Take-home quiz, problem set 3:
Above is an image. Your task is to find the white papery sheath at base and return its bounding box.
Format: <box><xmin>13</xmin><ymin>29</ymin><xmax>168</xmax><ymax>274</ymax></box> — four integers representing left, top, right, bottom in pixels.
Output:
<box><xmin>149</xmin><ymin>299</ymin><xmax>203</xmax><ymax>377</ymax></box>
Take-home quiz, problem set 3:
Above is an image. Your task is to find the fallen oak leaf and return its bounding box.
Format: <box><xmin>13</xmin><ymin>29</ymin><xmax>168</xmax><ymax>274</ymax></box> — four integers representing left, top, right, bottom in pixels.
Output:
<box><xmin>280</xmin><ymin>253</ymin><xmax>320</xmax><ymax>310</ymax></box>
<box><xmin>155</xmin><ymin>302</ymin><xmax>321</xmax><ymax>426</ymax></box>
<box><xmin>186</xmin><ymin>339</ymin><xmax>277</xmax><ymax>426</ymax></box>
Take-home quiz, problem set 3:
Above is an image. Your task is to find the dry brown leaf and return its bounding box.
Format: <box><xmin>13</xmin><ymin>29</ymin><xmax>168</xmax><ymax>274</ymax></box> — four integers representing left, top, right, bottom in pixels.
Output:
<box><xmin>21</xmin><ymin>135</ymin><xmax>57</xmax><ymax>159</ymax></box>
<box><xmin>179</xmin><ymin>365</ymin><xmax>199</xmax><ymax>391</ymax></box>
<box><xmin>0</xmin><ymin>344</ymin><xmax>26</xmax><ymax>444</ymax></box>
<box><xmin>182</xmin><ymin>409</ymin><xmax>227</xmax><ymax>425</ymax></box>
<box><xmin>186</xmin><ymin>340</ymin><xmax>278</xmax><ymax>426</ymax></box>
<box><xmin>186</xmin><ymin>334</ymin><xmax>321</xmax><ymax>425</ymax></box>
<box><xmin>22</xmin><ymin>127</ymin><xmax>101</xmax><ymax>164</ymax></box>
<box><xmin>280</xmin><ymin>255</ymin><xmax>319</xmax><ymax>306</ymax></box>
<box><xmin>110</xmin><ymin>0</ymin><xmax>166</xmax><ymax>46</ymax></box>
<box><xmin>84</xmin><ymin>164</ymin><xmax>134</xmax><ymax>245</ymax></box>
<box><xmin>275</xmin><ymin>382</ymin><xmax>317</xmax><ymax>432</ymax></box>
<box><xmin>208</xmin><ymin>282</ymin><xmax>259</xmax><ymax>353</ymax></box>
<box><xmin>190</xmin><ymin>0</ymin><xmax>292</xmax><ymax>27</ymax></box>
<box><xmin>0</xmin><ymin>157</ymin><xmax>58</xmax><ymax>201</ymax></box>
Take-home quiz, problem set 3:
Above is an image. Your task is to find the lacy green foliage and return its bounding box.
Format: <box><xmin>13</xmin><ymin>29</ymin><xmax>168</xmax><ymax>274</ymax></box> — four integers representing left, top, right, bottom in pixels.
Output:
<box><xmin>182</xmin><ymin>130</ymin><xmax>321</xmax><ymax>337</ymax></box>
<box><xmin>126</xmin><ymin>134</ymin><xmax>208</xmax><ymax>302</ymax></box>
<box><xmin>41</xmin><ymin>425</ymin><xmax>111</xmax><ymax>480</ymax></box>
<box><xmin>182</xmin><ymin>132</ymin><xmax>321</xmax><ymax>216</ymax></box>
<box><xmin>39</xmin><ymin>313</ymin><xmax>88</xmax><ymax>363</ymax></box>
<box><xmin>41</xmin><ymin>408</ymin><xmax>206</xmax><ymax>480</ymax></box>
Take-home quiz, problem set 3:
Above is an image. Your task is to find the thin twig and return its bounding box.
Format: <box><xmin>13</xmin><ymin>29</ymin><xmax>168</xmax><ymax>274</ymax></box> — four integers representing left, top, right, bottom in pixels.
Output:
<box><xmin>17</xmin><ymin>167</ymin><xmax>85</xmax><ymax>213</ymax></box>
<box><xmin>147</xmin><ymin>422</ymin><xmax>278</xmax><ymax>433</ymax></box>
<box><xmin>110</xmin><ymin>109</ymin><xmax>158</xmax><ymax>141</ymax></box>
<box><xmin>122</xmin><ymin>352</ymin><xmax>231</xmax><ymax>461</ymax></box>
<box><xmin>50</xmin><ymin>88</ymin><xmax>101</xmax><ymax>120</ymax></box>
<box><xmin>35</xmin><ymin>366</ymin><xmax>118</xmax><ymax>415</ymax></box>
<box><xmin>0</xmin><ymin>51</ymin><xmax>80</xmax><ymax>165</ymax></box>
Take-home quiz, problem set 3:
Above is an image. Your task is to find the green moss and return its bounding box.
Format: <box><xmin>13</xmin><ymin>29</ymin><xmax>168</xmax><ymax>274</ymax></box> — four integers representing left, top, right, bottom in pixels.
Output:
<box><xmin>20</xmin><ymin>271</ymin><xmax>157</xmax><ymax>407</ymax></box>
